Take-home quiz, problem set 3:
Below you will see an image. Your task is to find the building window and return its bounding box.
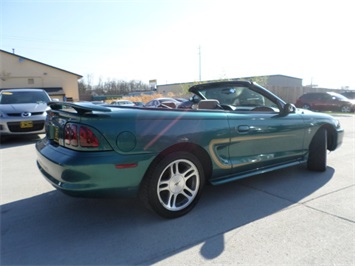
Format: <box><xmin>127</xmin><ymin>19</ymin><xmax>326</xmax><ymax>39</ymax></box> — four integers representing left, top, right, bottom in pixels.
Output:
<box><xmin>28</xmin><ymin>78</ymin><xmax>34</xmax><ymax>85</ymax></box>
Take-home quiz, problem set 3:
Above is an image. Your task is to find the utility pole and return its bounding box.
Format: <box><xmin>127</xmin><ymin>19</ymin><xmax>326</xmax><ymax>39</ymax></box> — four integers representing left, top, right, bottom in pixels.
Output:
<box><xmin>198</xmin><ymin>46</ymin><xmax>201</xmax><ymax>81</ymax></box>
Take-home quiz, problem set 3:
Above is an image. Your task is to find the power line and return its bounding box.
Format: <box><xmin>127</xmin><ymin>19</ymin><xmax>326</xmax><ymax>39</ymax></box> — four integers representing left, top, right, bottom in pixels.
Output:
<box><xmin>198</xmin><ymin>45</ymin><xmax>201</xmax><ymax>81</ymax></box>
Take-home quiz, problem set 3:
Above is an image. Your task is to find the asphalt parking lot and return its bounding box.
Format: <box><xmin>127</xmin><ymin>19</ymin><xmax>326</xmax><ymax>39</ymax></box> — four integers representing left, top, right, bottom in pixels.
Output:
<box><xmin>1</xmin><ymin>114</ymin><xmax>354</xmax><ymax>265</ymax></box>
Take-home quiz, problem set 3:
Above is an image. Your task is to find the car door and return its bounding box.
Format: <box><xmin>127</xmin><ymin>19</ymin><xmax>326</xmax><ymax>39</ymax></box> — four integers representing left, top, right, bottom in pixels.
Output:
<box><xmin>315</xmin><ymin>93</ymin><xmax>333</xmax><ymax>111</ymax></box>
<box><xmin>227</xmin><ymin>111</ymin><xmax>307</xmax><ymax>176</ymax></box>
<box><xmin>195</xmin><ymin>83</ymin><xmax>308</xmax><ymax>182</ymax></box>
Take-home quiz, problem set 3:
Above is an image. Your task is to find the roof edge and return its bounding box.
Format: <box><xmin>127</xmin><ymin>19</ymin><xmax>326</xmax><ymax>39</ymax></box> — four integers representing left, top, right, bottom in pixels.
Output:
<box><xmin>0</xmin><ymin>49</ymin><xmax>83</xmax><ymax>79</ymax></box>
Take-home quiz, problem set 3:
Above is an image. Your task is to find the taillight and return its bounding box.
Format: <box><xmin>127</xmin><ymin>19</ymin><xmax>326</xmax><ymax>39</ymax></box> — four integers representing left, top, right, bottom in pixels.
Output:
<box><xmin>80</xmin><ymin>126</ymin><xmax>99</xmax><ymax>147</ymax></box>
<box><xmin>65</xmin><ymin>124</ymin><xmax>78</xmax><ymax>146</ymax></box>
<box><xmin>64</xmin><ymin>123</ymin><xmax>99</xmax><ymax>148</ymax></box>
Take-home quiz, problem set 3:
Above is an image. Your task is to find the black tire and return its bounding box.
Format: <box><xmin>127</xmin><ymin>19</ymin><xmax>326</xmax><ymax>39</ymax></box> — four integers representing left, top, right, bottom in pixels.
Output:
<box><xmin>340</xmin><ymin>105</ymin><xmax>351</xmax><ymax>113</ymax></box>
<box><xmin>302</xmin><ymin>104</ymin><xmax>311</xmax><ymax>110</ymax></box>
<box><xmin>140</xmin><ymin>152</ymin><xmax>205</xmax><ymax>218</ymax></box>
<box><xmin>307</xmin><ymin>128</ymin><xmax>327</xmax><ymax>172</ymax></box>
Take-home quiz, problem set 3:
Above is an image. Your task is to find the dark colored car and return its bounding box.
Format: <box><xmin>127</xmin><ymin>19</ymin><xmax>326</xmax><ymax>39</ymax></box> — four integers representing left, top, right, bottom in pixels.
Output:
<box><xmin>178</xmin><ymin>95</ymin><xmax>201</xmax><ymax>109</ymax></box>
<box><xmin>0</xmin><ymin>88</ymin><xmax>51</xmax><ymax>136</ymax></box>
<box><xmin>295</xmin><ymin>92</ymin><xmax>355</xmax><ymax>113</ymax></box>
<box><xmin>36</xmin><ymin>81</ymin><xmax>344</xmax><ymax>218</ymax></box>
<box><xmin>340</xmin><ymin>91</ymin><xmax>355</xmax><ymax>100</ymax></box>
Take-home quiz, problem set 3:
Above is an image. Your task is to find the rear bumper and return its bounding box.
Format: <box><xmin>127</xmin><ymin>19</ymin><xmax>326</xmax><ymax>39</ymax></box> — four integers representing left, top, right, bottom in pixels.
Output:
<box><xmin>36</xmin><ymin>138</ymin><xmax>154</xmax><ymax>198</ymax></box>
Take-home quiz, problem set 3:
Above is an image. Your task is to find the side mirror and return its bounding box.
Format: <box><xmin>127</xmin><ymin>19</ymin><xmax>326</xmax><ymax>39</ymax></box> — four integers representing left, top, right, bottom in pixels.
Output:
<box><xmin>283</xmin><ymin>103</ymin><xmax>296</xmax><ymax>114</ymax></box>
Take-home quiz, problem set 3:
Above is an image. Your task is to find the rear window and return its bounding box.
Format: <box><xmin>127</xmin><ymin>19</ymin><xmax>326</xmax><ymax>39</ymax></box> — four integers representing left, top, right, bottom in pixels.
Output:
<box><xmin>0</xmin><ymin>90</ymin><xmax>51</xmax><ymax>104</ymax></box>
<box><xmin>300</xmin><ymin>93</ymin><xmax>318</xmax><ymax>100</ymax></box>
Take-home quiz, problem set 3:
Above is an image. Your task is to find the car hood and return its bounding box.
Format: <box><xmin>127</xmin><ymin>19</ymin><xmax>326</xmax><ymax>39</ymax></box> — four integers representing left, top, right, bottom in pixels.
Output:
<box><xmin>0</xmin><ymin>103</ymin><xmax>49</xmax><ymax>113</ymax></box>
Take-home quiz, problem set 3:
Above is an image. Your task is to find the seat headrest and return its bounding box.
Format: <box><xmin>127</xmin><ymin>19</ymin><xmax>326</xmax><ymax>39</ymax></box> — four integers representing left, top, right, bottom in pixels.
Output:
<box><xmin>197</xmin><ymin>99</ymin><xmax>220</xmax><ymax>109</ymax></box>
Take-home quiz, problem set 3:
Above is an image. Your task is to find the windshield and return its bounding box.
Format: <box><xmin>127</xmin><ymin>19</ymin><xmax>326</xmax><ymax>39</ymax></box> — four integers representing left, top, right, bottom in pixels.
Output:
<box><xmin>0</xmin><ymin>91</ymin><xmax>51</xmax><ymax>104</ymax></box>
<box><xmin>329</xmin><ymin>92</ymin><xmax>351</xmax><ymax>101</ymax></box>
<box><xmin>198</xmin><ymin>85</ymin><xmax>279</xmax><ymax>109</ymax></box>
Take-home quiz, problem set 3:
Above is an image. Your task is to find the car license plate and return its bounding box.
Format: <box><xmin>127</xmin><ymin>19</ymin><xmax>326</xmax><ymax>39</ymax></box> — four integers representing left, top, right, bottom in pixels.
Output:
<box><xmin>20</xmin><ymin>121</ymin><xmax>33</xmax><ymax>128</ymax></box>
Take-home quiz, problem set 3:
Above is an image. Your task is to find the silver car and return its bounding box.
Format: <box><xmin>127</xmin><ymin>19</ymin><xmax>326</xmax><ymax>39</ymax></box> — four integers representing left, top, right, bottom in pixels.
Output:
<box><xmin>110</xmin><ymin>100</ymin><xmax>135</xmax><ymax>106</ymax></box>
<box><xmin>0</xmin><ymin>89</ymin><xmax>51</xmax><ymax>136</ymax></box>
<box><xmin>144</xmin><ymin>97</ymin><xmax>181</xmax><ymax>108</ymax></box>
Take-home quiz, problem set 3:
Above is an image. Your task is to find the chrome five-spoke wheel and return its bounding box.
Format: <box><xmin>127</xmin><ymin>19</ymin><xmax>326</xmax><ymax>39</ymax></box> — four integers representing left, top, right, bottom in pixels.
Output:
<box><xmin>140</xmin><ymin>151</ymin><xmax>205</xmax><ymax>218</ymax></box>
<box><xmin>157</xmin><ymin>159</ymin><xmax>200</xmax><ymax>211</ymax></box>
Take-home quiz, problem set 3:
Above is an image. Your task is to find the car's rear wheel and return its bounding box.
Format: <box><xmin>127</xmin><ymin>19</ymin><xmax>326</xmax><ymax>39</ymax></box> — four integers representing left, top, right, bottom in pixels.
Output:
<box><xmin>302</xmin><ymin>104</ymin><xmax>311</xmax><ymax>110</ymax></box>
<box><xmin>307</xmin><ymin>128</ymin><xmax>327</xmax><ymax>172</ymax></box>
<box><xmin>140</xmin><ymin>152</ymin><xmax>205</xmax><ymax>218</ymax></box>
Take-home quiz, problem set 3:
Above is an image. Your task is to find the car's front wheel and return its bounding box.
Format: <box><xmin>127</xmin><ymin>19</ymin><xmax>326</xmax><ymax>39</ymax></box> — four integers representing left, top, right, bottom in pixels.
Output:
<box><xmin>140</xmin><ymin>152</ymin><xmax>205</xmax><ymax>218</ymax></box>
<box><xmin>340</xmin><ymin>105</ymin><xmax>351</xmax><ymax>113</ymax></box>
<box><xmin>307</xmin><ymin>128</ymin><xmax>327</xmax><ymax>171</ymax></box>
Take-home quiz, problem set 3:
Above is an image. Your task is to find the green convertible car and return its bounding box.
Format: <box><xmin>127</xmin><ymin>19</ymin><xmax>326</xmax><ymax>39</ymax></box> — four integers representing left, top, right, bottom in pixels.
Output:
<box><xmin>36</xmin><ymin>81</ymin><xmax>344</xmax><ymax>218</ymax></box>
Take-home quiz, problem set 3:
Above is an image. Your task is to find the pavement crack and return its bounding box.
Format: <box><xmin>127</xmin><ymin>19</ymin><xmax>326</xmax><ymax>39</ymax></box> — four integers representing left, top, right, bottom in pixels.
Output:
<box><xmin>301</xmin><ymin>204</ymin><xmax>355</xmax><ymax>224</ymax></box>
<box><xmin>239</xmin><ymin>183</ymin><xmax>355</xmax><ymax>224</ymax></box>
<box><xmin>301</xmin><ymin>184</ymin><xmax>354</xmax><ymax>204</ymax></box>
<box><xmin>299</xmin><ymin>184</ymin><xmax>355</xmax><ymax>224</ymax></box>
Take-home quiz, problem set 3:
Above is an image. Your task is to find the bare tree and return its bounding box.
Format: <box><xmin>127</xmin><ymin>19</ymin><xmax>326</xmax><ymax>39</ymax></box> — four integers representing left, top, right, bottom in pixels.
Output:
<box><xmin>78</xmin><ymin>75</ymin><xmax>151</xmax><ymax>100</ymax></box>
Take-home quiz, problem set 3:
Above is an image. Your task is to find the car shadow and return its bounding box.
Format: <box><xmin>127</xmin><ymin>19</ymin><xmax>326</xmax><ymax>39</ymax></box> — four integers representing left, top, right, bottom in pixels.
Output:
<box><xmin>0</xmin><ymin>134</ymin><xmax>44</xmax><ymax>149</ymax></box>
<box><xmin>1</xmin><ymin>165</ymin><xmax>334</xmax><ymax>265</ymax></box>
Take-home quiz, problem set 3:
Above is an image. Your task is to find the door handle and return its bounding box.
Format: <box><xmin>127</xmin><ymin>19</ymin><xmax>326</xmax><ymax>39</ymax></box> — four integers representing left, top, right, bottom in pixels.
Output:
<box><xmin>237</xmin><ymin>125</ymin><xmax>250</xmax><ymax>133</ymax></box>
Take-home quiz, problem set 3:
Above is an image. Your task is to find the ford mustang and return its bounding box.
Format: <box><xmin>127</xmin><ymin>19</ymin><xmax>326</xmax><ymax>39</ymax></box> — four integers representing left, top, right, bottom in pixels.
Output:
<box><xmin>36</xmin><ymin>81</ymin><xmax>344</xmax><ymax>218</ymax></box>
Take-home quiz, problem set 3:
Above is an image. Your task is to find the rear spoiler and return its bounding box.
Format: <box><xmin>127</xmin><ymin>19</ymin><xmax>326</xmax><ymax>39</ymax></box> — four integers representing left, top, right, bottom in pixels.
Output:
<box><xmin>48</xmin><ymin>101</ymin><xmax>112</xmax><ymax>115</ymax></box>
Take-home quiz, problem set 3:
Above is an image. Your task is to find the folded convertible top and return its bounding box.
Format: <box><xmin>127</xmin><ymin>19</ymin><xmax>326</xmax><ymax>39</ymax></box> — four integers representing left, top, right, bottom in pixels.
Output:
<box><xmin>48</xmin><ymin>101</ymin><xmax>112</xmax><ymax>114</ymax></box>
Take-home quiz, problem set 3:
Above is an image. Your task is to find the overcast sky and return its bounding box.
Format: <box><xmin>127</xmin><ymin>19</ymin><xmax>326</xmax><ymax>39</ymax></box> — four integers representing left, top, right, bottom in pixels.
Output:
<box><xmin>1</xmin><ymin>0</ymin><xmax>354</xmax><ymax>89</ymax></box>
